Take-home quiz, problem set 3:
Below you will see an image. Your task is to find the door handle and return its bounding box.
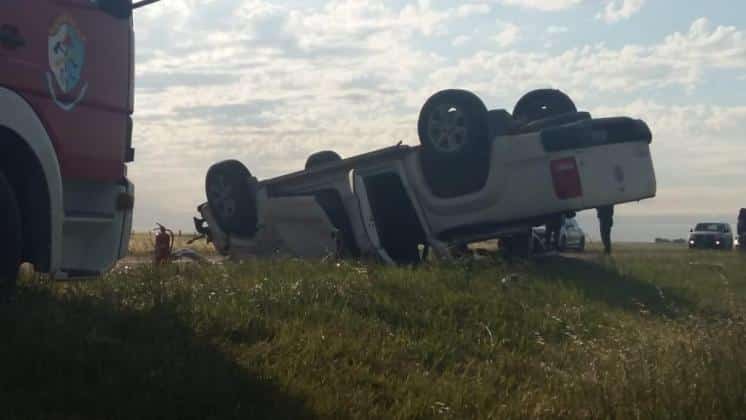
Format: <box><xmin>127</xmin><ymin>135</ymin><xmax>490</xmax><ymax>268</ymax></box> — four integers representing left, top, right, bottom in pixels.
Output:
<box><xmin>0</xmin><ymin>25</ymin><xmax>25</xmax><ymax>49</ymax></box>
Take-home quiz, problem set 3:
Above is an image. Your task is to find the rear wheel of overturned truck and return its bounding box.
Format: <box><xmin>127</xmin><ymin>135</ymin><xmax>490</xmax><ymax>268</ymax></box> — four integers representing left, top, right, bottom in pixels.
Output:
<box><xmin>0</xmin><ymin>171</ymin><xmax>22</xmax><ymax>301</ymax></box>
<box><xmin>417</xmin><ymin>89</ymin><xmax>490</xmax><ymax>198</ymax></box>
<box><xmin>205</xmin><ymin>160</ymin><xmax>259</xmax><ymax>237</ymax></box>
<box><xmin>513</xmin><ymin>89</ymin><xmax>577</xmax><ymax>123</ymax></box>
<box><xmin>512</xmin><ymin>89</ymin><xmax>590</xmax><ymax>132</ymax></box>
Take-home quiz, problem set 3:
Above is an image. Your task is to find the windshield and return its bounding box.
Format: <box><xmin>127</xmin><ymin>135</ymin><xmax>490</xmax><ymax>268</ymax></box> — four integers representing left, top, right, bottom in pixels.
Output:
<box><xmin>695</xmin><ymin>223</ymin><xmax>725</xmax><ymax>232</ymax></box>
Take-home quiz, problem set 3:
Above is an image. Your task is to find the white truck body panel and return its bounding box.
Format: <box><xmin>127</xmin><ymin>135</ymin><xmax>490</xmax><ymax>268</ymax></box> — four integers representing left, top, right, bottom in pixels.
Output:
<box><xmin>198</xmin><ymin>111</ymin><xmax>656</xmax><ymax>263</ymax></box>
<box><xmin>201</xmin><ymin>192</ymin><xmax>338</xmax><ymax>260</ymax></box>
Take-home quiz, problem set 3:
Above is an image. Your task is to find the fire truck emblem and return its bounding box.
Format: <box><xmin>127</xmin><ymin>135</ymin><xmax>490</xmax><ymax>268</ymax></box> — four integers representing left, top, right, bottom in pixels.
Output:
<box><xmin>46</xmin><ymin>15</ymin><xmax>88</xmax><ymax>111</ymax></box>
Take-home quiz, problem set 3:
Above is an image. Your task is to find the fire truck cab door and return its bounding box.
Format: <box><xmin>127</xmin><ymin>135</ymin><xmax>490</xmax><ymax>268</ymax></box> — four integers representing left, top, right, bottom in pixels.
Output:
<box><xmin>0</xmin><ymin>0</ymin><xmax>133</xmax><ymax>181</ymax></box>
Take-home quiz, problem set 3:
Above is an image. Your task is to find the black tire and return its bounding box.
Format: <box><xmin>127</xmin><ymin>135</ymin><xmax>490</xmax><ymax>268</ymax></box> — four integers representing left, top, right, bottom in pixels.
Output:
<box><xmin>305</xmin><ymin>150</ymin><xmax>342</xmax><ymax>170</ymax></box>
<box><xmin>513</xmin><ymin>89</ymin><xmax>577</xmax><ymax>124</ymax></box>
<box><xmin>418</xmin><ymin>90</ymin><xmax>490</xmax><ymax>197</ymax></box>
<box><xmin>418</xmin><ymin>89</ymin><xmax>489</xmax><ymax>158</ymax></box>
<box><xmin>205</xmin><ymin>160</ymin><xmax>259</xmax><ymax>237</ymax></box>
<box><xmin>0</xmin><ymin>171</ymin><xmax>22</xmax><ymax>299</ymax></box>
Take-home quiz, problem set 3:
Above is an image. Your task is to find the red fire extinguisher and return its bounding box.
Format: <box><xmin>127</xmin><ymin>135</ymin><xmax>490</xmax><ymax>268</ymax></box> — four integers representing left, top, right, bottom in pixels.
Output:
<box><xmin>153</xmin><ymin>223</ymin><xmax>174</xmax><ymax>265</ymax></box>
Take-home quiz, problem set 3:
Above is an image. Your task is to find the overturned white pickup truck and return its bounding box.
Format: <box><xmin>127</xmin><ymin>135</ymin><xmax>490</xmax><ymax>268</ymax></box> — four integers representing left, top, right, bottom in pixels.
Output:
<box><xmin>195</xmin><ymin>89</ymin><xmax>656</xmax><ymax>264</ymax></box>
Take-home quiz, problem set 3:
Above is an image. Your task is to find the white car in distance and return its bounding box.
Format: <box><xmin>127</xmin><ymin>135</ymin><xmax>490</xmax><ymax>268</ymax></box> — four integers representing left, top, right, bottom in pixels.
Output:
<box><xmin>533</xmin><ymin>217</ymin><xmax>586</xmax><ymax>252</ymax></box>
<box><xmin>195</xmin><ymin>89</ymin><xmax>656</xmax><ymax>264</ymax></box>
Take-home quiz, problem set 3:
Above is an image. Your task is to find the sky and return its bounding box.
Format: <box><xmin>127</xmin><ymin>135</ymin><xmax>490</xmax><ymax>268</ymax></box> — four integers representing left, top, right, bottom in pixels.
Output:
<box><xmin>129</xmin><ymin>0</ymin><xmax>746</xmax><ymax>242</ymax></box>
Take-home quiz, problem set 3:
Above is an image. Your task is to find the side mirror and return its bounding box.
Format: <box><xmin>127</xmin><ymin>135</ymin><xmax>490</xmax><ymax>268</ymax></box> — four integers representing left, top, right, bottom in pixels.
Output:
<box><xmin>96</xmin><ymin>0</ymin><xmax>132</xmax><ymax>19</ymax></box>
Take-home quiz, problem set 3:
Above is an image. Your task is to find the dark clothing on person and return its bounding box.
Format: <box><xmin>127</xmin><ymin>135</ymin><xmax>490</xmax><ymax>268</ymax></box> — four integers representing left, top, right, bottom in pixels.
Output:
<box><xmin>738</xmin><ymin>208</ymin><xmax>746</xmax><ymax>236</ymax></box>
<box><xmin>597</xmin><ymin>205</ymin><xmax>614</xmax><ymax>254</ymax></box>
<box><xmin>545</xmin><ymin>214</ymin><xmax>564</xmax><ymax>250</ymax></box>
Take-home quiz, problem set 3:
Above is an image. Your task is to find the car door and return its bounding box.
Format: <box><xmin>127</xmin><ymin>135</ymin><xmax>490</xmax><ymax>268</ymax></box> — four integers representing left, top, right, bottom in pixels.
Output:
<box><xmin>0</xmin><ymin>0</ymin><xmax>133</xmax><ymax>181</ymax></box>
<box><xmin>351</xmin><ymin>170</ymin><xmax>396</xmax><ymax>265</ymax></box>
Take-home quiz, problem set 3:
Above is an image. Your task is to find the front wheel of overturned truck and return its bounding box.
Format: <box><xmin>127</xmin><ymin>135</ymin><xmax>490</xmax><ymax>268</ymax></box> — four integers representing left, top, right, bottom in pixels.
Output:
<box><xmin>205</xmin><ymin>160</ymin><xmax>259</xmax><ymax>237</ymax></box>
<box><xmin>0</xmin><ymin>171</ymin><xmax>22</xmax><ymax>301</ymax></box>
<box><xmin>417</xmin><ymin>89</ymin><xmax>491</xmax><ymax>198</ymax></box>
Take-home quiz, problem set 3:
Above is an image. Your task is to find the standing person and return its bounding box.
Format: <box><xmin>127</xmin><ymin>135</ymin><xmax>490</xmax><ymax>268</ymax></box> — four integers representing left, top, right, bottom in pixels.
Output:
<box><xmin>738</xmin><ymin>208</ymin><xmax>746</xmax><ymax>249</ymax></box>
<box><xmin>545</xmin><ymin>214</ymin><xmax>565</xmax><ymax>250</ymax></box>
<box><xmin>596</xmin><ymin>205</ymin><xmax>614</xmax><ymax>254</ymax></box>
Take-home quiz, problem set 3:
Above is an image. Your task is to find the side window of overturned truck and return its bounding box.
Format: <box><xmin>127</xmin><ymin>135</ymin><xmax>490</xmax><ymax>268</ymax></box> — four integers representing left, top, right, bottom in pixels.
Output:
<box><xmin>0</xmin><ymin>0</ymin><xmax>152</xmax><ymax>296</ymax></box>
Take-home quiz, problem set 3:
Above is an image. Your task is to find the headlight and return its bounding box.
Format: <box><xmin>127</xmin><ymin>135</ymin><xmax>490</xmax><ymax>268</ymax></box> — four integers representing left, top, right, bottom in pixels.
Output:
<box><xmin>689</xmin><ymin>240</ymin><xmax>695</xmax><ymax>244</ymax></box>
<box><xmin>716</xmin><ymin>240</ymin><xmax>721</xmax><ymax>245</ymax></box>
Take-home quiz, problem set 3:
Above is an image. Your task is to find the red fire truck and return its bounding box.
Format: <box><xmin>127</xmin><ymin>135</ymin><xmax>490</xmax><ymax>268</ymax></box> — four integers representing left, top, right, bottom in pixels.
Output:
<box><xmin>0</xmin><ymin>1</ymin><xmax>152</xmax><ymax>295</ymax></box>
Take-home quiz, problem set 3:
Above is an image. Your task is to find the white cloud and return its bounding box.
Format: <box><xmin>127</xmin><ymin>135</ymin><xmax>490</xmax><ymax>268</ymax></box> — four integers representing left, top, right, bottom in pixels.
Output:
<box><xmin>456</xmin><ymin>3</ymin><xmax>491</xmax><ymax>17</ymax></box>
<box><xmin>546</xmin><ymin>25</ymin><xmax>569</xmax><ymax>34</ymax></box>
<box><xmin>496</xmin><ymin>0</ymin><xmax>583</xmax><ymax>11</ymax></box>
<box><xmin>656</xmin><ymin>18</ymin><xmax>746</xmax><ymax>70</ymax></box>
<box><xmin>495</xmin><ymin>23</ymin><xmax>521</xmax><ymax>47</ymax></box>
<box><xmin>129</xmin><ymin>2</ymin><xmax>746</xmax><ymax>233</ymax></box>
<box><xmin>590</xmin><ymin>100</ymin><xmax>746</xmax><ymax>217</ymax></box>
<box><xmin>452</xmin><ymin>35</ymin><xmax>472</xmax><ymax>46</ymax></box>
<box><xmin>430</xmin><ymin>18</ymin><xmax>746</xmax><ymax>98</ymax></box>
<box><xmin>596</xmin><ymin>0</ymin><xmax>645</xmax><ymax>23</ymax></box>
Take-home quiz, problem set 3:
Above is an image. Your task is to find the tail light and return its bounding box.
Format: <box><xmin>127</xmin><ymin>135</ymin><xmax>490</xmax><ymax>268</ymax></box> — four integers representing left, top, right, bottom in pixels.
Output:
<box><xmin>550</xmin><ymin>157</ymin><xmax>583</xmax><ymax>200</ymax></box>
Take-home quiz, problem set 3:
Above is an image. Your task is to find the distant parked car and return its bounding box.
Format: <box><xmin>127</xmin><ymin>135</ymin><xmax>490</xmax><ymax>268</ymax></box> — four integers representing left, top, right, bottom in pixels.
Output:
<box><xmin>688</xmin><ymin>223</ymin><xmax>734</xmax><ymax>250</ymax></box>
<box><xmin>533</xmin><ymin>218</ymin><xmax>586</xmax><ymax>252</ymax></box>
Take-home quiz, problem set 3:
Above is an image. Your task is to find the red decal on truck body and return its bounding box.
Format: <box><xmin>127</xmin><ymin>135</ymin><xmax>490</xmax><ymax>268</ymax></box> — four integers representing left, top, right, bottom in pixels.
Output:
<box><xmin>550</xmin><ymin>157</ymin><xmax>583</xmax><ymax>200</ymax></box>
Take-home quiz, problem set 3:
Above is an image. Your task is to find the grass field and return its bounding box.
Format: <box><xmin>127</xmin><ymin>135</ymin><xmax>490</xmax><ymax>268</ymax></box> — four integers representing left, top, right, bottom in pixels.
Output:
<box><xmin>2</xmin><ymin>242</ymin><xmax>746</xmax><ymax>419</ymax></box>
<box><xmin>127</xmin><ymin>232</ymin><xmax>217</xmax><ymax>258</ymax></box>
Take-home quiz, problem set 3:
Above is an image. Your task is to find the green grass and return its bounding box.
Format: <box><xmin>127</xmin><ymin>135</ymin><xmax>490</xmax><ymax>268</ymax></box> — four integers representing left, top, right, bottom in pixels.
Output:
<box><xmin>2</xmin><ymin>245</ymin><xmax>746</xmax><ymax>419</ymax></box>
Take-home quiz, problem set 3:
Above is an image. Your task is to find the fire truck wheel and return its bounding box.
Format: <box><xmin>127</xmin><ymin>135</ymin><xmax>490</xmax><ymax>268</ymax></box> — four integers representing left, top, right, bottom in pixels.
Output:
<box><xmin>205</xmin><ymin>160</ymin><xmax>259</xmax><ymax>237</ymax></box>
<box><xmin>512</xmin><ymin>89</ymin><xmax>577</xmax><ymax>124</ymax></box>
<box><xmin>418</xmin><ymin>89</ymin><xmax>489</xmax><ymax>158</ymax></box>
<box><xmin>305</xmin><ymin>150</ymin><xmax>342</xmax><ymax>170</ymax></box>
<box><xmin>0</xmin><ymin>171</ymin><xmax>22</xmax><ymax>300</ymax></box>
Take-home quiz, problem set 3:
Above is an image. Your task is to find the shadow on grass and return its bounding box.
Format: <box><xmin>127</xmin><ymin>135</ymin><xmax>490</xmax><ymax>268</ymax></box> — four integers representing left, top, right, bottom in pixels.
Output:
<box><xmin>0</xmin><ymin>284</ymin><xmax>315</xmax><ymax>420</ymax></box>
<box><xmin>532</xmin><ymin>255</ymin><xmax>695</xmax><ymax>318</ymax></box>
